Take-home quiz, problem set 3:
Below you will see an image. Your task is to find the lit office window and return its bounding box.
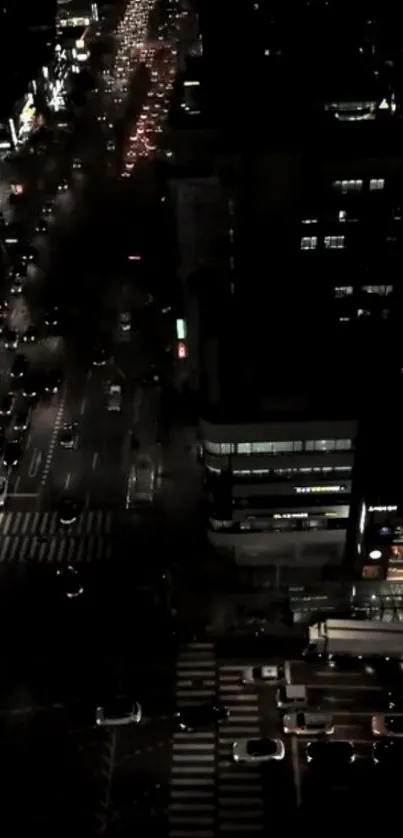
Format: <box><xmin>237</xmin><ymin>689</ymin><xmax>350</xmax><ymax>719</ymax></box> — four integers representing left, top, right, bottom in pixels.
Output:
<box><xmin>334</xmin><ymin>286</ymin><xmax>353</xmax><ymax>297</ymax></box>
<box><xmin>304</xmin><ymin>439</ymin><xmax>352</xmax><ymax>452</ymax></box>
<box><xmin>369</xmin><ymin>178</ymin><xmax>385</xmax><ymax>191</ymax></box>
<box><xmin>324</xmin><ymin>235</ymin><xmax>345</xmax><ymax>249</ymax></box>
<box><xmin>362</xmin><ymin>285</ymin><xmax>393</xmax><ymax>296</ymax></box>
<box><xmin>333</xmin><ymin>179</ymin><xmax>363</xmax><ymax>193</ymax></box>
<box><xmin>205</xmin><ymin>442</ymin><xmax>234</xmax><ymax>455</ymax></box>
<box><xmin>301</xmin><ymin>236</ymin><xmax>317</xmax><ymax>250</ymax></box>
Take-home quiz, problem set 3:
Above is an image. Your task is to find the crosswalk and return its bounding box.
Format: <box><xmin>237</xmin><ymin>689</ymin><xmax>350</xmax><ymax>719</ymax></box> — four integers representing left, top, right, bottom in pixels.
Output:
<box><xmin>0</xmin><ymin>510</ymin><xmax>113</xmax><ymax>563</ymax></box>
<box><xmin>169</xmin><ymin>641</ymin><xmax>217</xmax><ymax>838</ymax></box>
<box><xmin>0</xmin><ymin>509</ymin><xmax>112</xmax><ymax>537</ymax></box>
<box><xmin>168</xmin><ymin>642</ymin><xmax>265</xmax><ymax>838</ymax></box>
<box><xmin>217</xmin><ymin>665</ymin><xmax>264</xmax><ymax>835</ymax></box>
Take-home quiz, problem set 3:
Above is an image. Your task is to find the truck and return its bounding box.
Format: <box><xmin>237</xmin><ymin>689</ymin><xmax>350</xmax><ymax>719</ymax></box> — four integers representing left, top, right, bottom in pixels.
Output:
<box><xmin>304</xmin><ymin>618</ymin><xmax>403</xmax><ymax>661</ymax></box>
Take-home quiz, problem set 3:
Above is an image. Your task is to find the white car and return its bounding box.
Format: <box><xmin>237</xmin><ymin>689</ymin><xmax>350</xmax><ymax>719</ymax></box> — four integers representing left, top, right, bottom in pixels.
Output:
<box><xmin>107</xmin><ymin>383</ymin><xmax>122</xmax><ymax>412</ymax></box>
<box><xmin>95</xmin><ymin>698</ymin><xmax>142</xmax><ymax>727</ymax></box>
<box><xmin>233</xmin><ymin>738</ymin><xmax>285</xmax><ymax>764</ymax></box>
<box><xmin>0</xmin><ymin>476</ymin><xmax>8</xmax><ymax>506</ymax></box>
<box><xmin>242</xmin><ymin>665</ymin><xmax>284</xmax><ymax>685</ymax></box>
<box><xmin>119</xmin><ymin>311</ymin><xmax>131</xmax><ymax>332</ymax></box>
<box><xmin>283</xmin><ymin>712</ymin><xmax>334</xmax><ymax>736</ymax></box>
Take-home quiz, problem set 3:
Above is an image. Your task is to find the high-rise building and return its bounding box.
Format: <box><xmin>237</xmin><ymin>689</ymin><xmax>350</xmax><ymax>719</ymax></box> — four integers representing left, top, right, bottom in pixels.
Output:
<box><xmin>176</xmin><ymin>3</ymin><xmax>403</xmax><ymax>590</ymax></box>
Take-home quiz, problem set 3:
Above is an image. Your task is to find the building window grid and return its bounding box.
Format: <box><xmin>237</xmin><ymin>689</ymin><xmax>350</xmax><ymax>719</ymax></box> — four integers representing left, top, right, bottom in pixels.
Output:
<box><xmin>205</xmin><ymin>439</ymin><xmax>353</xmax><ymax>455</ymax></box>
<box><xmin>301</xmin><ymin>236</ymin><xmax>318</xmax><ymax>250</ymax></box>
<box><xmin>324</xmin><ymin>235</ymin><xmax>345</xmax><ymax>249</ymax></box>
<box><xmin>369</xmin><ymin>178</ymin><xmax>385</xmax><ymax>191</ymax></box>
<box><xmin>333</xmin><ymin>179</ymin><xmax>363</xmax><ymax>193</ymax></box>
<box><xmin>361</xmin><ymin>285</ymin><xmax>393</xmax><ymax>296</ymax></box>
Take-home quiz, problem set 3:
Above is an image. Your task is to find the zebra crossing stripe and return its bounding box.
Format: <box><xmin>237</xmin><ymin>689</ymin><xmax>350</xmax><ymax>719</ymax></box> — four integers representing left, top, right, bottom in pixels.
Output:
<box><xmin>0</xmin><ymin>510</ymin><xmax>113</xmax><ymax>537</ymax></box>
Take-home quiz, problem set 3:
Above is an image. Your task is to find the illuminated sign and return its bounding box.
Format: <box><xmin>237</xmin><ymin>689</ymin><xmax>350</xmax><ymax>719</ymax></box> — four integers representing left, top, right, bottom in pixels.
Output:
<box><xmin>177</xmin><ymin>341</ymin><xmax>187</xmax><ymax>359</ymax></box>
<box><xmin>369</xmin><ymin>505</ymin><xmax>397</xmax><ymax>512</ymax></box>
<box><xmin>176</xmin><ymin>319</ymin><xmax>186</xmax><ymax>340</ymax></box>
<box><xmin>59</xmin><ymin>17</ymin><xmax>90</xmax><ymax>28</ymax></box>
<box><xmin>273</xmin><ymin>512</ymin><xmax>308</xmax><ymax>520</ymax></box>
<box><xmin>128</xmin><ymin>255</ymin><xmax>141</xmax><ymax>261</ymax></box>
<box><xmin>295</xmin><ymin>485</ymin><xmax>346</xmax><ymax>494</ymax></box>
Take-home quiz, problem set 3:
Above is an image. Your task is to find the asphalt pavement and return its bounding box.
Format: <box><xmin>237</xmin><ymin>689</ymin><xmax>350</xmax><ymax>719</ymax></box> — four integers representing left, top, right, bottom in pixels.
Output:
<box><xmin>0</xmin><ymin>4</ymin><xmax>214</xmax><ymax>836</ymax></box>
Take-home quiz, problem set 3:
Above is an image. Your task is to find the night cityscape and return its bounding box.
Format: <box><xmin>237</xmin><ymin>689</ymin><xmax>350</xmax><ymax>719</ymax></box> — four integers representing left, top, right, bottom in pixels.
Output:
<box><xmin>1</xmin><ymin>0</ymin><xmax>403</xmax><ymax>834</ymax></box>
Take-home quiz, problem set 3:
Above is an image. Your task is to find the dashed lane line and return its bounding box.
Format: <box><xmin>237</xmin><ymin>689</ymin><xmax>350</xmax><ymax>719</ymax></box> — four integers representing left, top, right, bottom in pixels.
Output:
<box><xmin>40</xmin><ymin>391</ymin><xmax>66</xmax><ymax>488</ymax></box>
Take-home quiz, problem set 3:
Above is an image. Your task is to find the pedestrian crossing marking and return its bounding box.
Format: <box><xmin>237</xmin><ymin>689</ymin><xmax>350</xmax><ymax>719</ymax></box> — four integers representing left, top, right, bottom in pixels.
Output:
<box><xmin>0</xmin><ymin>535</ymin><xmax>112</xmax><ymax>563</ymax></box>
<box><xmin>0</xmin><ymin>509</ymin><xmax>113</xmax><ymax>537</ymax></box>
<box><xmin>169</xmin><ymin>642</ymin><xmax>266</xmax><ymax>838</ymax></box>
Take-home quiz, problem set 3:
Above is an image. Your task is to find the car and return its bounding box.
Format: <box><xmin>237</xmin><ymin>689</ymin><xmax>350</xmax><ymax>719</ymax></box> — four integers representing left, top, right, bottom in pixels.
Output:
<box><xmin>43</xmin><ymin>306</ymin><xmax>60</xmax><ymax>329</ymax></box>
<box><xmin>3</xmin><ymin>438</ymin><xmax>22</xmax><ymax>469</ymax></box>
<box><xmin>0</xmin><ymin>395</ymin><xmax>14</xmax><ymax>416</ymax></box>
<box><xmin>92</xmin><ymin>347</ymin><xmax>108</xmax><ymax>366</ymax></box>
<box><xmin>10</xmin><ymin>278</ymin><xmax>23</xmax><ymax>296</ymax></box>
<box><xmin>305</xmin><ymin>740</ymin><xmax>356</xmax><ymax>769</ymax></box>
<box><xmin>11</xmin><ymin>355</ymin><xmax>28</xmax><ymax>379</ymax></box>
<box><xmin>0</xmin><ymin>475</ymin><xmax>8</xmax><ymax>506</ymax></box>
<box><xmin>22</xmin><ymin>374</ymin><xmax>40</xmax><ymax>400</ymax></box>
<box><xmin>19</xmin><ymin>246</ymin><xmax>36</xmax><ymax>264</ymax></box>
<box><xmin>372</xmin><ymin>714</ymin><xmax>403</xmax><ymax>737</ymax></box>
<box><xmin>57</xmin><ymin>178</ymin><xmax>69</xmax><ymax>192</ymax></box>
<box><xmin>41</xmin><ymin>201</ymin><xmax>53</xmax><ymax>216</ymax></box>
<box><xmin>72</xmin><ymin>157</ymin><xmax>82</xmax><ymax>170</ymax></box>
<box><xmin>242</xmin><ymin>665</ymin><xmax>284</xmax><ymax>686</ymax></box>
<box><xmin>3</xmin><ymin>328</ymin><xmax>18</xmax><ymax>350</ymax></box>
<box><xmin>176</xmin><ymin>702</ymin><xmax>229</xmax><ymax>732</ymax></box>
<box><xmin>13</xmin><ymin>407</ymin><xmax>31</xmax><ymax>433</ymax></box>
<box><xmin>107</xmin><ymin>382</ymin><xmax>122</xmax><ymax>412</ymax></box>
<box><xmin>44</xmin><ymin>369</ymin><xmax>63</xmax><ymax>394</ymax></box>
<box><xmin>8</xmin><ymin>265</ymin><xmax>26</xmax><ymax>281</ymax></box>
<box><xmin>95</xmin><ymin>697</ymin><xmax>142</xmax><ymax>727</ymax></box>
<box><xmin>119</xmin><ymin>311</ymin><xmax>131</xmax><ymax>332</ymax></box>
<box><xmin>0</xmin><ymin>300</ymin><xmax>9</xmax><ymax>315</ymax></box>
<box><xmin>283</xmin><ymin>712</ymin><xmax>334</xmax><ymax>736</ymax></box>
<box><xmin>35</xmin><ymin>219</ymin><xmax>48</xmax><ymax>234</ymax></box>
<box><xmin>56</xmin><ymin>566</ymin><xmax>84</xmax><ymax>599</ymax></box>
<box><xmin>59</xmin><ymin>422</ymin><xmax>77</xmax><ymax>449</ymax></box>
<box><xmin>387</xmin><ymin>691</ymin><xmax>403</xmax><ymax>712</ymax></box>
<box><xmin>58</xmin><ymin>497</ymin><xmax>80</xmax><ymax>526</ymax></box>
<box><xmin>133</xmin><ymin>453</ymin><xmax>155</xmax><ymax>503</ymax></box>
<box><xmin>232</xmin><ymin>737</ymin><xmax>285</xmax><ymax>764</ymax></box>
<box><xmin>372</xmin><ymin>738</ymin><xmax>403</xmax><ymax>767</ymax></box>
<box><xmin>22</xmin><ymin>326</ymin><xmax>38</xmax><ymax>344</ymax></box>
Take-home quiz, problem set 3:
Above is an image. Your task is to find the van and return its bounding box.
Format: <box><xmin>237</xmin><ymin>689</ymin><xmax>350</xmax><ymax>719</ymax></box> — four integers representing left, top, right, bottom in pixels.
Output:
<box><xmin>276</xmin><ymin>685</ymin><xmax>308</xmax><ymax>710</ymax></box>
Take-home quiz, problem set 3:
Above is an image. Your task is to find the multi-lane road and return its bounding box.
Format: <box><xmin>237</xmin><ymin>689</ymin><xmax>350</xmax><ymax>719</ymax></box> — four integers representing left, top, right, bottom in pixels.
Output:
<box><xmin>1</xmin><ymin>634</ymin><xmax>397</xmax><ymax>836</ymax></box>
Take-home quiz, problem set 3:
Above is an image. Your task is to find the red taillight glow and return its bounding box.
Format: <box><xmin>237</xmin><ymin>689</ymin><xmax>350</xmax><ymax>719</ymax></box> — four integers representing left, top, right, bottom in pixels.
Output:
<box><xmin>177</xmin><ymin>342</ymin><xmax>187</xmax><ymax>359</ymax></box>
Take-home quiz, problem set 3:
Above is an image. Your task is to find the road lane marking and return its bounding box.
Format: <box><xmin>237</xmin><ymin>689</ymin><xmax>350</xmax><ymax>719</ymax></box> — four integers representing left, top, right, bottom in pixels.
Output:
<box><xmin>64</xmin><ymin>472</ymin><xmax>71</xmax><ymax>489</ymax></box>
<box><xmin>40</xmin><ymin>392</ymin><xmax>66</xmax><ymax>488</ymax></box>
<box><xmin>92</xmin><ymin>452</ymin><xmax>99</xmax><ymax>469</ymax></box>
<box><xmin>96</xmin><ymin>730</ymin><xmax>116</xmax><ymax>837</ymax></box>
<box><xmin>284</xmin><ymin>661</ymin><xmax>291</xmax><ymax>684</ymax></box>
<box><xmin>291</xmin><ymin>736</ymin><xmax>302</xmax><ymax>807</ymax></box>
<box><xmin>28</xmin><ymin>449</ymin><xmax>41</xmax><ymax>478</ymax></box>
<box><xmin>80</xmin><ymin>398</ymin><xmax>87</xmax><ymax>415</ymax></box>
<box><xmin>14</xmin><ymin>476</ymin><xmax>20</xmax><ymax>493</ymax></box>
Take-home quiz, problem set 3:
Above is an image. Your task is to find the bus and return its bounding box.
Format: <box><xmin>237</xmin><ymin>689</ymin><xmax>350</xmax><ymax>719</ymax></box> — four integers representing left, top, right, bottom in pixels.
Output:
<box><xmin>305</xmin><ymin>618</ymin><xmax>403</xmax><ymax>661</ymax></box>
